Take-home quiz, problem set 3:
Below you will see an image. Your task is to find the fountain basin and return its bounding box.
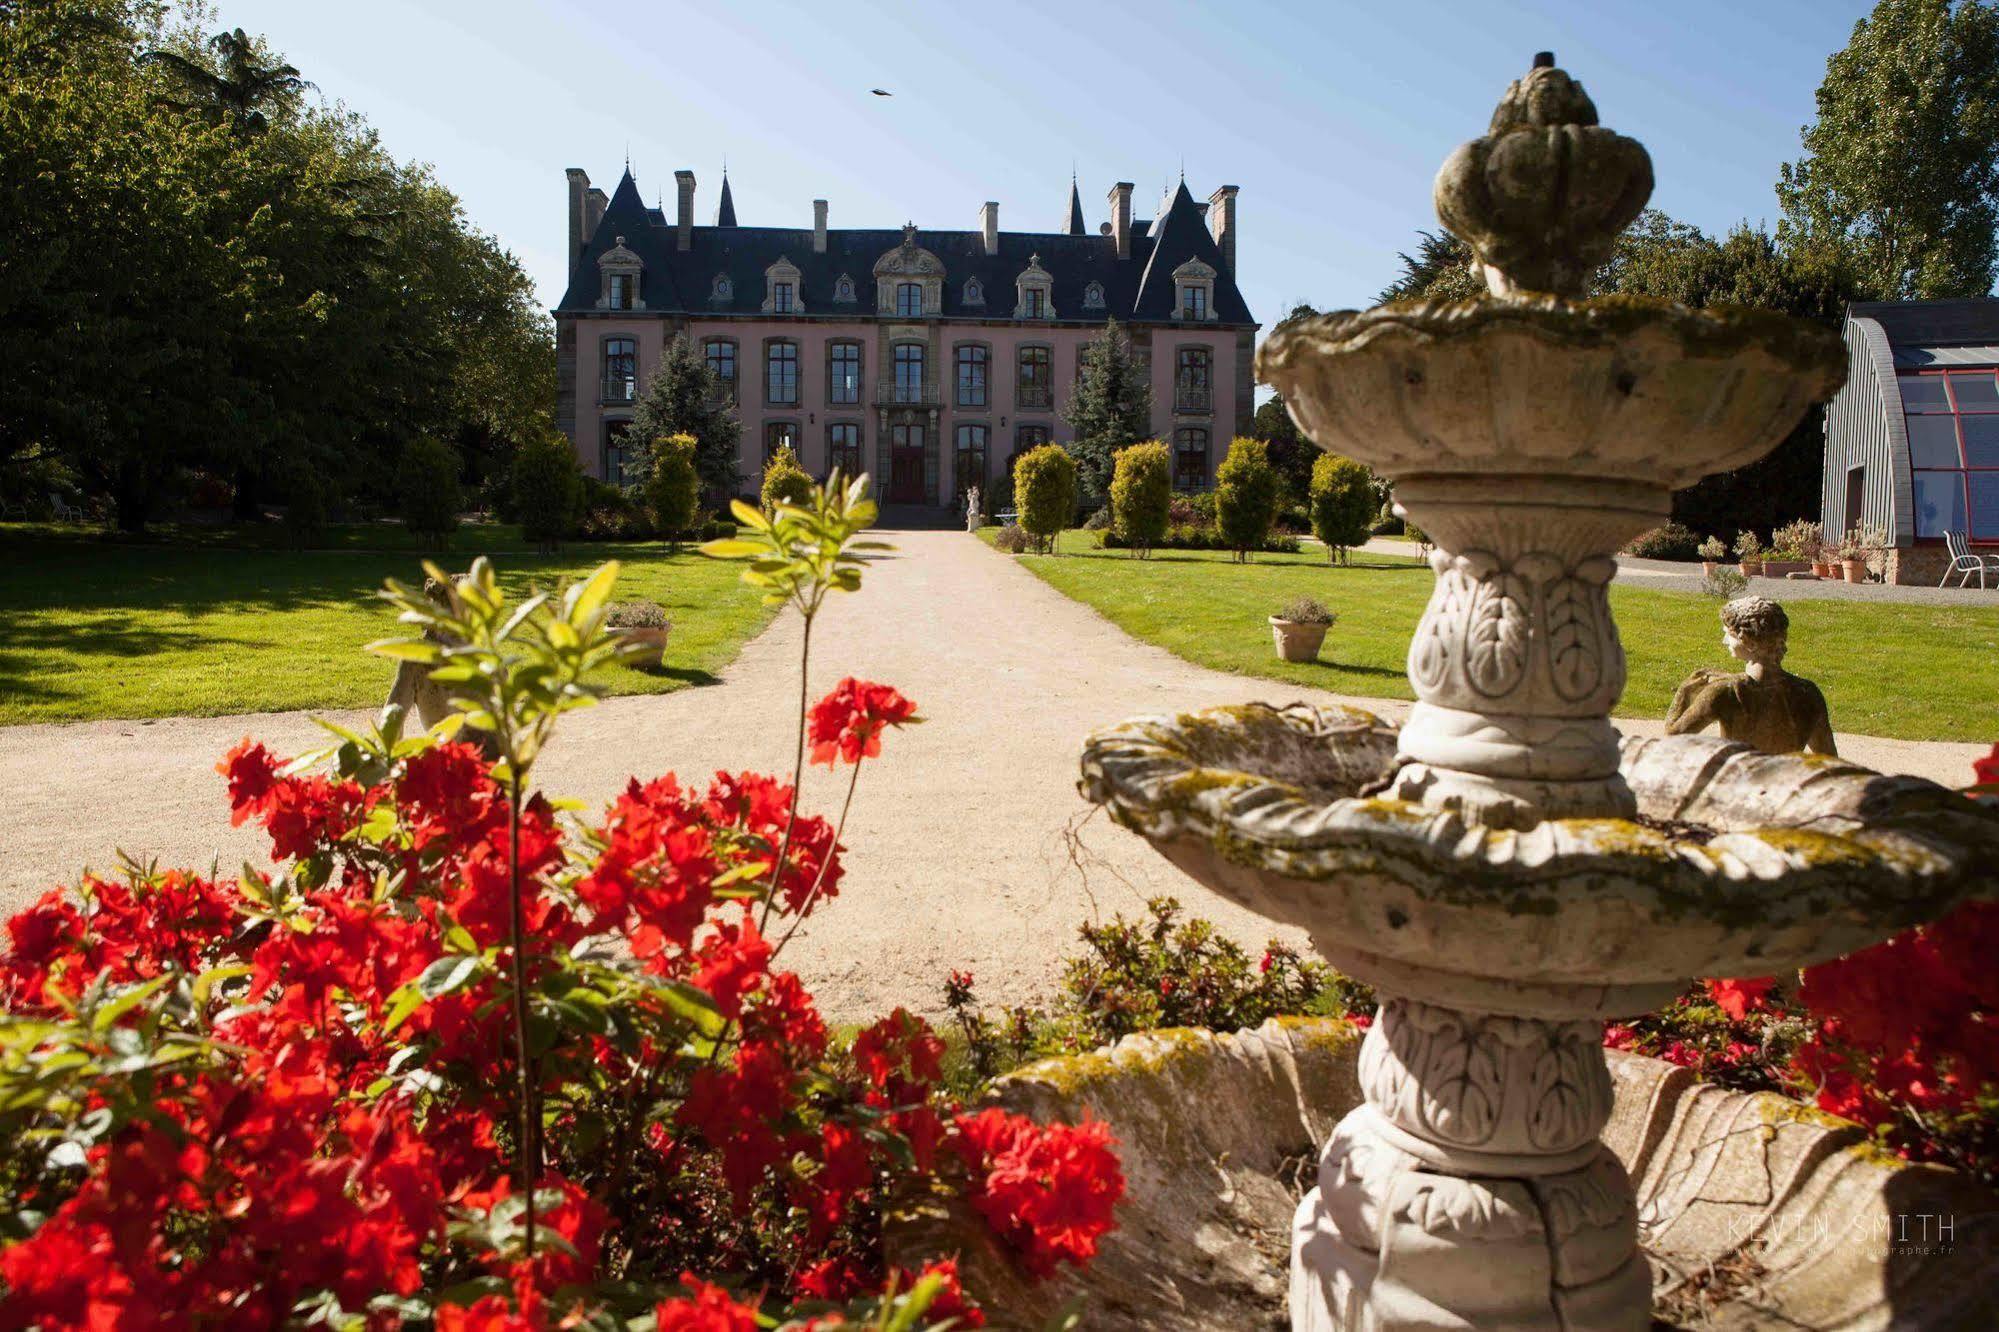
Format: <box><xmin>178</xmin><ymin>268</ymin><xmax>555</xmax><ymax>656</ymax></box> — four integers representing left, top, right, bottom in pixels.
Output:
<box><xmin>886</xmin><ymin>1019</ymin><xmax>1999</xmax><ymax>1330</ymax></box>
<box><xmin>1079</xmin><ymin>703</ymin><xmax>1999</xmax><ymax>1019</ymax></box>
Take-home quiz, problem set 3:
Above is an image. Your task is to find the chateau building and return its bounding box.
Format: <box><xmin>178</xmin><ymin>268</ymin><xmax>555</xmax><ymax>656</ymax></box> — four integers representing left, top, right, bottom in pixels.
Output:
<box><xmin>553</xmin><ymin>165</ymin><xmax>1258</xmax><ymax>505</ymax></box>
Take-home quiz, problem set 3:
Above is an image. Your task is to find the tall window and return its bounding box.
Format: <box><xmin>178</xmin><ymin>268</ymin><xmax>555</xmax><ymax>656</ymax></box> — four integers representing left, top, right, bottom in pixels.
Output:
<box><xmin>704</xmin><ymin>339</ymin><xmax>737</xmax><ymax>402</ymax></box>
<box><xmin>1174</xmin><ymin>428</ymin><xmax>1209</xmax><ymax>491</ymax></box>
<box><xmin>893</xmin><ymin>344</ymin><xmax>926</xmax><ymax>403</ymax></box>
<box><xmin>765</xmin><ymin>340</ymin><xmax>798</xmax><ymax>405</ymax></box>
<box><xmin>1181</xmin><ymin>284</ymin><xmax>1207</xmax><ymax>321</ymax></box>
<box><xmin>827</xmin><ymin>422</ymin><xmax>862</xmax><ymax>479</ymax></box>
<box><xmin>608</xmin><ymin>273</ymin><xmax>635</xmax><ymax>310</ymax></box>
<box><xmin>1015</xmin><ymin>424</ymin><xmax>1051</xmax><ymax>455</ymax></box>
<box><xmin>1017</xmin><ymin>346</ymin><xmax>1052</xmax><ymax>410</ymax></box>
<box><xmin>602</xmin><ymin>420</ymin><xmax>634</xmax><ymax>485</ymax></box>
<box><xmin>1022</xmin><ymin>287</ymin><xmax>1046</xmax><ymax>318</ymax></box>
<box><xmin>602</xmin><ymin>337</ymin><xmax>637</xmax><ymax>403</ymax></box>
<box><xmin>829</xmin><ymin>342</ymin><xmax>862</xmax><ymax>406</ymax></box>
<box><xmin>764</xmin><ymin>421</ymin><xmax>799</xmax><ymax>464</ymax></box>
<box><xmin>1902</xmin><ymin>368</ymin><xmax>1999</xmax><ymax>540</ymax></box>
<box><xmin>955</xmin><ymin>345</ymin><xmax>988</xmax><ymax>407</ymax></box>
<box><xmin>954</xmin><ymin>424</ymin><xmax>988</xmax><ymax>501</ymax></box>
<box><xmin>771</xmin><ymin>281</ymin><xmax>795</xmax><ymax>314</ymax></box>
<box><xmin>896</xmin><ymin>282</ymin><xmax>924</xmax><ymax>318</ymax></box>
<box><xmin>1175</xmin><ymin>347</ymin><xmax>1212</xmax><ymax>413</ymax></box>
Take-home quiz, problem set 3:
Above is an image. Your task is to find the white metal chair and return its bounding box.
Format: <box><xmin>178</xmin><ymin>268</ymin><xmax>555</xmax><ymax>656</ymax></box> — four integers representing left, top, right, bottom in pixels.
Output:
<box><xmin>1940</xmin><ymin>531</ymin><xmax>1999</xmax><ymax>589</ymax></box>
<box><xmin>48</xmin><ymin>492</ymin><xmax>80</xmax><ymax>523</ymax></box>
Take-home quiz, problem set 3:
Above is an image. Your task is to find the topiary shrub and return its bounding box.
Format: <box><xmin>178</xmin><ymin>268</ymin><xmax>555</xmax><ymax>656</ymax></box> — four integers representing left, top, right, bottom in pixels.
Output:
<box><xmin>512</xmin><ymin>433</ymin><xmax>583</xmax><ymax>553</ymax></box>
<box><xmin>395</xmin><ymin>436</ymin><xmax>461</xmax><ymax>548</ymax></box>
<box><xmin>1013</xmin><ymin>443</ymin><xmax>1077</xmax><ymax>555</ymax></box>
<box><xmin>759</xmin><ymin>445</ymin><xmax>813</xmax><ymax>511</ymax></box>
<box><xmin>1214</xmin><ymin>437</ymin><xmax>1279</xmax><ymax>563</ymax></box>
<box><xmin>1623</xmin><ymin>521</ymin><xmax>1701</xmax><ymax>562</ymax></box>
<box><xmin>645</xmin><ymin>433</ymin><xmax>701</xmax><ymax>546</ymax></box>
<box><xmin>991</xmin><ymin>522</ymin><xmax>1032</xmax><ymax>553</ymax></box>
<box><xmin>1309</xmin><ymin>453</ymin><xmax>1374</xmax><ymax>565</ymax></box>
<box><xmin>1108</xmin><ymin>439</ymin><xmax>1170</xmax><ymax>558</ymax></box>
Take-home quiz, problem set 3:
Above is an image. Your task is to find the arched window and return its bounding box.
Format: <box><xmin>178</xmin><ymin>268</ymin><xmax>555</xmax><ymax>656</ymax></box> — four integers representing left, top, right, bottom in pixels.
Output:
<box><xmin>601</xmin><ymin>337</ymin><xmax>637</xmax><ymax>404</ymax></box>
<box><xmin>1083</xmin><ymin>281</ymin><xmax>1105</xmax><ymax>309</ymax></box>
<box><xmin>1901</xmin><ymin>367</ymin><xmax>1999</xmax><ymax>539</ymax></box>
<box><xmin>711</xmin><ymin>273</ymin><xmax>733</xmax><ymax>302</ymax></box>
<box><xmin>896</xmin><ymin>282</ymin><xmax>925</xmax><ymax>318</ymax></box>
<box><xmin>764</xmin><ymin>421</ymin><xmax>800</xmax><ymax>464</ymax></box>
<box><xmin>827</xmin><ymin>422</ymin><xmax>863</xmax><ymax>479</ymax></box>
<box><xmin>1016</xmin><ymin>345</ymin><xmax>1052</xmax><ymax>410</ymax></box>
<box><xmin>955</xmin><ymin>344</ymin><xmax>988</xmax><ymax>408</ymax></box>
<box><xmin>765</xmin><ymin>340</ymin><xmax>799</xmax><ymax>405</ymax></box>
<box><xmin>703</xmin><ymin>339</ymin><xmax>737</xmax><ymax>403</ymax></box>
<box><xmin>834</xmin><ymin>275</ymin><xmax>856</xmax><ymax>302</ymax></box>
<box><xmin>964</xmin><ymin>278</ymin><xmax>985</xmax><ymax>305</ymax></box>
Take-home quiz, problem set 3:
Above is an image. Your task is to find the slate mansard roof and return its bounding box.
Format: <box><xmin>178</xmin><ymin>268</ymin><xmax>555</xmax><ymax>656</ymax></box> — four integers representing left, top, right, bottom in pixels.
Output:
<box><xmin>556</xmin><ymin>170</ymin><xmax>1255</xmax><ymax>326</ymax></box>
<box><xmin>1848</xmin><ymin>298</ymin><xmax>1999</xmax><ymax>368</ymax></box>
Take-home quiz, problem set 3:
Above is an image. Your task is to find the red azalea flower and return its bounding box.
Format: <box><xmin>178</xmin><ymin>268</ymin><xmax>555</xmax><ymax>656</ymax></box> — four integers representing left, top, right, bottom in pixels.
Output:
<box><xmin>1704</xmin><ymin>976</ymin><xmax>1776</xmax><ymax>1022</ymax></box>
<box><xmin>218</xmin><ymin>737</ymin><xmax>279</xmax><ymax>825</ymax></box>
<box><xmin>654</xmin><ymin>1275</ymin><xmax>761</xmax><ymax>1330</ymax></box>
<box><xmin>951</xmin><ymin>1107</ymin><xmax>1124</xmax><ymax>1278</ymax></box>
<box><xmin>807</xmin><ymin>678</ymin><xmax>919</xmax><ymax>767</ymax></box>
<box><xmin>1972</xmin><ymin>742</ymin><xmax>1999</xmax><ymax>789</ymax></box>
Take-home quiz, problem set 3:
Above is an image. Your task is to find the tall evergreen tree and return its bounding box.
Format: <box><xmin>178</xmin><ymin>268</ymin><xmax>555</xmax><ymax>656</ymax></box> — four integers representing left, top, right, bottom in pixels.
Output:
<box><xmin>1062</xmin><ymin>319</ymin><xmax>1152</xmax><ymax>508</ymax></box>
<box><xmin>1250</xmin><ymin>395</ymin><xmax>1319</xmax><ymax>504</ymax></box>
<box><xmin>627</xmin><ymin>336</ymin><xmax>741</xmax><ymax>499</ymax></box>
<box><xmin>1378</xmin><ymin>231</ymin><xmax>1483</xmax><ymax>303</ymax></box>
<box><xmin>1777</xmin><ymin>0</ymin><xmax>1999</xmax><ymax>300</ymax></box>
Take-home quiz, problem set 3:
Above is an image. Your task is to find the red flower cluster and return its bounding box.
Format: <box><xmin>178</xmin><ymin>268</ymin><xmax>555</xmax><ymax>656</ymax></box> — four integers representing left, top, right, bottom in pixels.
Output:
<box><xmin>950</xmin><ymin>1108</ymin><xmax>1125</xmax><ymax>1278</ymax></box>
<box><xmin>808</xmin><ymin>679</ymin><xmax>919</xmax><ymax>767</ymax></box>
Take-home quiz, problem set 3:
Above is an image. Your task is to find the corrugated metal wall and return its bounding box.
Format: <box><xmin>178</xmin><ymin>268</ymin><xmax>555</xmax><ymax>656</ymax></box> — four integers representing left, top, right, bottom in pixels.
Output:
<box><xmin>1820</xmin><ymin>317</ymin><xmax>1910</xmax><ymax>544</ymax></box>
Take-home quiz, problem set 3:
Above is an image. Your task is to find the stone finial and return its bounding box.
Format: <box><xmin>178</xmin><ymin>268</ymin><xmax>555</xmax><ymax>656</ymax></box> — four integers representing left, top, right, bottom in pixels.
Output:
<box><xmin>1433</xmin><ymin>54</ymin><xmax>1653</xmax><ymax>297</ymax></box>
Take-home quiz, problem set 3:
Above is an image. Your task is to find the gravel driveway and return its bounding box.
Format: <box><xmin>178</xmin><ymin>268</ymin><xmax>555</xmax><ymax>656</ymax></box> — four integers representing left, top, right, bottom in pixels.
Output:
<box><xmin>0</xmin><ymin>529</ymin><xmax>1986</xmax><ymax>1020</ymax></box>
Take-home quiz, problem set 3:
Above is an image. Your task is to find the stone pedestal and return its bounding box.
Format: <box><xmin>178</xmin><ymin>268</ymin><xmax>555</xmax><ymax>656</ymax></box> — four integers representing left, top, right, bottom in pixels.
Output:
<box><xmin>1291</xmin><ymin>997</ymin><xmax>1650</xmax><ymax>1331</ymax></box>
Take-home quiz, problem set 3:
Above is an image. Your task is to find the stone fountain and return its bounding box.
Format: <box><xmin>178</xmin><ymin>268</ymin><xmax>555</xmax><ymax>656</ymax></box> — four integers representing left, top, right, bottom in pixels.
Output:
<box><xmin>1075</xmin><ymin>55</ymin><xmax>1999</xmax><ymax>1332</ymax></box>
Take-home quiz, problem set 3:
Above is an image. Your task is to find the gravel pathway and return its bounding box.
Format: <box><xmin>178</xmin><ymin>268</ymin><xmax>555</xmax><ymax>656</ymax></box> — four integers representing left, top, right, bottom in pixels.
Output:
<box><xmin>0</xmin><ymin>529</ymin><xmax>1986</xmax><ymax>1020</ymax></box>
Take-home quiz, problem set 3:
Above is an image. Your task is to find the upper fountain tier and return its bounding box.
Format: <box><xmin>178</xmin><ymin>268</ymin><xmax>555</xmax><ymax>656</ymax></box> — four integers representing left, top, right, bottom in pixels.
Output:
<box><xmin>1259</xmin><ymin>56</ymin><xmax>1844</xmax><ymax>515</ymax></box>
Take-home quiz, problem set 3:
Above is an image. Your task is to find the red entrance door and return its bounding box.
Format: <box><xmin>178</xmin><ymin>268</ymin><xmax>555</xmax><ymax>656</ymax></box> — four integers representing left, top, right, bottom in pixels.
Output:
<box><xmin>890</xmin><ymin>425</ymin><xmax>925</xmax><ymax>503</ymax></box>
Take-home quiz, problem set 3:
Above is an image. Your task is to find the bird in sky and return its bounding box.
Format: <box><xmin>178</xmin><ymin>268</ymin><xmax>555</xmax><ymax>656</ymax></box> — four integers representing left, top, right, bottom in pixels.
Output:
<box><xmin>870</xmin><ymin>88</ymin><xmax>892</xmax><ymax>97</ymax></box>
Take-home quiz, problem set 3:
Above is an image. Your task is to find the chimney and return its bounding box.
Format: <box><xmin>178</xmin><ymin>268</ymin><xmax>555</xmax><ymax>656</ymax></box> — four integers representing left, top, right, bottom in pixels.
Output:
<box><xmin>1207</xmin><ymin>184</ymin><xmax>1238</xmax><ymax>275</ymax></box>
<box><xmin>979</xmin><ymin>201</ymin><xmax>999</xmax><ymax>256</ymax></box>
<box><xmin>1107</xmin><ymin>182</ymin><xmax>1133</xmax><ymax>260</ymax></box>
<box><xmin>814</xmin><ymin>199</ymin><xmax>828</xmax><ymax>253</ymax></box>
<box><xmin>584</xmin><ymin>187</ymin><xmax>607</xmax><ymax>245</ymax></box>
<box><xmin>675</xmin><ymin>170</ymin><xmax>696</xmax><ymax>251</ymax></box>
<box><xmin>566</xmin><ymin>167</ymin><xmax>590</xmax><ymax>262</ymax></box>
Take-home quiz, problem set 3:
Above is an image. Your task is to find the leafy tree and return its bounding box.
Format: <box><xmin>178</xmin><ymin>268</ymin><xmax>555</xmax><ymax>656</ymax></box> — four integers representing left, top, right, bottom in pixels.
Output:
<box><xmin>1108</xmin><ymin>440</ymin><xmax>1170</xmax><ymax>557</ymax></box>
<box><xmin>140</xmin><ymin>25</ymin><xmax>309</xmax><ymax>136</ymax></box>
<box><xmin>1310</xmin><ymin>454</ymin><xmax>1374</xmax><ymax>565</ymax></box>
<box><xmin>1013</xmin><ymin>444</ymin><xmax>1077</xmax><ymax>555</ymax></box>
<box><xmin>1378</xmin><ymin>231</ymin><xmax>1484</xmax><ymax>303</ymax></box>
<box><xmin>1062</xmin><ymin>319</ymin><xmax>1152</xmax><ymax>509</ymax></box>
<box><xmin>759</xmin><ymin>445</ymin><xmax>813</xmax><ymax>510</ymax></box>
<box><xmin>1778</xmin><ymin>0</ymin><xmax>1999</xmax><ymax>300</ymax></box>
<box><xmin>645</xmin><ymin>432</ymin><xmax>700</xmax><ymax>546</ymax></box>
<box><xmin>396</xmin><ymin>436</ymin><xmax>461</xmax><ymax>547</ymax></box>
<box><xmin>1215</xmin><ymin>437</ymin><xmax>1279</xmax><ymax>563</ymax></box>
<box><xmin>630</xmin><ymin>336</ymin><xmax>740</xmax><ymax>500</ymax></box>
<box><xmin>1250</xmin><ymin>395</ymin><xmax>1319</xmax><ymax>503</ymax></box>
<box><xmin>512</xmin><ymin>433</ymin><xmax>582</xmax><ymax>552</ymax></box>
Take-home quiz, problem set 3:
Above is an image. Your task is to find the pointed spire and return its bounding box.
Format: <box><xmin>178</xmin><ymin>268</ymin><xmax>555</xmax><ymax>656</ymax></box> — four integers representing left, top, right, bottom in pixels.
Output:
<box><xmin>1065</xmin><ymin>173</ymin><xmax>1086</xmax><ymax>235</ymax></box>
<box><xmin>715</xmin><ymin>169</ymin><xmax>737</xmax><ymax>227</ymax></box>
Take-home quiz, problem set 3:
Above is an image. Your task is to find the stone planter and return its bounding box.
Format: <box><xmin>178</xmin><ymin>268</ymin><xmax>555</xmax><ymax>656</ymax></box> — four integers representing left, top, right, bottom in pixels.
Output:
<box><xmin>1762</xmin><ymin>558</ymin><xmax>1808</xmax><ymax>577</ymax></box>
<box><xmin>1842</xmin><ymin>557</ymin><xmax>1868</xmax><ymax>584</ymax></box>
<box><xmin>611</xmin><ymin>624</ymin><xmax>671</xmax><ymax>668</ymax></box>
<box><xmin>1270</xmin><ymin>616</ymin><xmax>1331</xmax><ymax>663</ymax></box>
<box><xmin>887</xmin><ymin>1019</ymin><xmax>1999</xmax><ymax>1330</ymax></box>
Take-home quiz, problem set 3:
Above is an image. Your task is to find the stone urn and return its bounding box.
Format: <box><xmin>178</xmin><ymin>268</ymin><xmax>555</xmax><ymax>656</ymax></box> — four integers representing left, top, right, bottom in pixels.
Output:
<box><xmin>610</xmin><ymin>623</ymin><xmax>671</xmax><ymax>668</ymax></box>
<box><xmin>1270</xmin><ymin>615</ymin><xmax>1332</xmax><ymax>663</ymax></box>
<box><xmin>1079</xmin><ymin>53</ymin><xmax>1999</xmax><ymax>1332</ymax></box>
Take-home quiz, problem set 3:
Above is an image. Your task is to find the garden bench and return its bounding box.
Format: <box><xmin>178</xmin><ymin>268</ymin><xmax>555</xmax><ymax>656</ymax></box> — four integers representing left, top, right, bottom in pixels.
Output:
<box><xmin>996</xmin><ymin>510</ymin><xmax>1018</xmax><ymax>525</ymax></box>
<box><xmin>1941</xmin><ymin>531</ymin><xmax>1999</xmax><ymax>589</ymax></box>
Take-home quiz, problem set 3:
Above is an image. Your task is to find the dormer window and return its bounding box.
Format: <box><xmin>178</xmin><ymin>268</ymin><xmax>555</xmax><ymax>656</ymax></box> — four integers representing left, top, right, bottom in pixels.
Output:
<box><xmin>711</xmin><ymin>274</ymin><xmax>733</xmax><ymax>303</ymax></box>
<box><xmin>596</xmin><ymin>235</ymin><xmax>645</xmax><ymax>311</ymax></box>
<box><xmin>1013</xmin><ymin>254</ymin><xmax>1054</xmax><ymax>320</ymax></box>
<box><xmin>1083</xmin><ymin>281</ymin><xmax>1105</xmax><ymax>310</ymax></box>
<box><xmin>964</xmin><ymin>278</ymin><xmax>985</xmax><ymax>305</ymax></box>
<box><xmin>1172</xmin><ymin>258</ymin><xmax>1217</xmax><ymax>321</ymax></box>
<box><xmin>873</xmin><ymin>223</ymin><xmax>945</xmax><ymax>317</ymax></box>
<box><xmin>761</xmin><ymin>256</ymin><xmax>805</xmax><ymax>314</ymax></box>
<box><xmin>896</xmin><ymin>282</ymin><xmax>924</xmax><ymax>318</ymax></box>
<box><xmin>834</xmin><ymin>274</ymin><xmax>856</xmax><ymax>303</ymax></box>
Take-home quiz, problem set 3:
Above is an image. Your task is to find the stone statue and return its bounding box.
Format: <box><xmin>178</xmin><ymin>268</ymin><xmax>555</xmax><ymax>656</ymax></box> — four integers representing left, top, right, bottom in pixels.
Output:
<box><xmin>385</xmin><ymin>577</ymin><xmax>502</xmax><ymax>760</ymax></box>
<box><xmin>1665</xmin><ymin>596</ymin><xmax>1836</xmax><ymax>756</ymax></box>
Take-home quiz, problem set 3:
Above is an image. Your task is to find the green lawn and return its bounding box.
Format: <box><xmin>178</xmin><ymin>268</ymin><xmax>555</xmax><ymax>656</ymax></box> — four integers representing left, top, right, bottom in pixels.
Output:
<box><xmin>0</xmin><ymin>524</ymin><xmax>776</xmax><ymax>725</ymax></box>
<box><xmin>982</xmin><ymin>530</ymin><xmax>1999</xmax><ymax>744</ymax></box>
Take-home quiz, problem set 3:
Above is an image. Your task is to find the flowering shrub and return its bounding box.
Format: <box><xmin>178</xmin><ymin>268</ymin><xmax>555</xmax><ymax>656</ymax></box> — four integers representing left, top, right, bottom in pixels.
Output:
<box><xmin>0</xmin><ymin>477</ymin><xmax>1122</xmax><ymax>1329</ymax></box>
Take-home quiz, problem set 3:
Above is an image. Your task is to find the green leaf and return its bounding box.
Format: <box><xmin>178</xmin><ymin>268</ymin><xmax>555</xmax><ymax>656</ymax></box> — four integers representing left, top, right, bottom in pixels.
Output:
<box><xmin>569</xmin><ymin>561</ymin><xmax>620</xmax><ymax>624</ymax></box>
<box><xmin>380</xmin><ymin>983</ymin><xmax>425</xmax><ymax>1032</ymax></box>
<box><xmin>366</xmin><ymin>639</ymin><xmax>443</xmax><ymax>663</ymax></box>
<box><xmin>417</xmin><ymin>955</ymin><xmax>482</xmax><ymax>999</ymax></box>
<box><xmin>654</xmin><ymin>982</ymin><xmax>727</xmax><ymax>1038</ymax></box>
<box><xmin>699</xmin><ymin>539</ymin><xmax>765</xmax><ymax>560</ymax></box>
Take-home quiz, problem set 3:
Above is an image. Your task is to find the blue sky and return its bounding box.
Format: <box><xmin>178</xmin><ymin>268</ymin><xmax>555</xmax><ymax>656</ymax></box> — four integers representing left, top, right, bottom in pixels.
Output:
<box><xmin>222</xmin><ymin>0</ymin><xmax>1874</xmax><ymax>329</ymax></box>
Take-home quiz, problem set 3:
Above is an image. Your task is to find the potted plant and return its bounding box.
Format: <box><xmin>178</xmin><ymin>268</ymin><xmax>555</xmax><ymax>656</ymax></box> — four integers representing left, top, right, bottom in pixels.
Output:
<box><xmin>1696</xmin><ymin>534</ymin><xmax>1726</xmax><ymax>577</ymax></box>
<box><xmin>1733</xmin><ymin>530</ymin><xmax>1764</xmax><ymax>577</ymax></box>
<box><xmin>1270</xmin><ymin>595</ymin><xmax>1336</xmax><ymax>663</ymax></box>
<box><xmin>605</xmin><ymin>600</ymin><xmax>672</xmax><ymax>667</ymax></box>
<box><xmin>1839</xmin><ymin>524</ymin><xmax>1885</xmax><ymax>584</ymax></box>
